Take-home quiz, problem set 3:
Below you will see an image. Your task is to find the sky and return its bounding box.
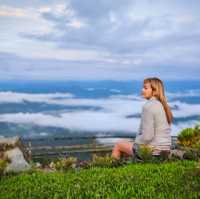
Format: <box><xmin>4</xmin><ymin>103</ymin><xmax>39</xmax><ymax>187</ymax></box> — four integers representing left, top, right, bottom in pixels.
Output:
<box><xmin>0</xmin><ymin>0</ymin><xmax>200</xmax><ymax>80</ymax></box>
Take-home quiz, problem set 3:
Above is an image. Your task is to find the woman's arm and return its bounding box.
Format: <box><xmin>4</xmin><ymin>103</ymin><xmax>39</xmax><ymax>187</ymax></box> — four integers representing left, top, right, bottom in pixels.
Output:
<box><xmin>136</xmin><ymin>106</ymin><xmax>155</xmax><ymax>144</ymax></box>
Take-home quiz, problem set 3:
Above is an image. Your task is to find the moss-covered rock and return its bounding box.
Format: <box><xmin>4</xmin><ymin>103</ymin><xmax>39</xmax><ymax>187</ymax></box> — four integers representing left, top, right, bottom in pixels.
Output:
<box><xmin>0</xmin><ymin>137</ymin><xmax>31</xmax><ymax>174</ymax></box>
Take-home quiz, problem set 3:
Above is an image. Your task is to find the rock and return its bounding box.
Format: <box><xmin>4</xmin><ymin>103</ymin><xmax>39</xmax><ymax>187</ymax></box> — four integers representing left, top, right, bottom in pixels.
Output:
<box><xmin>170</xmin><ymin>149</ymin><xmax>186</xmax><ymax>159</ymax></box>
<box><xmin>5</xmin><ymin>147</ymin><xmax>31</xmax><ymax>172</ymax></box>
<box><xmin>0</xmin><ymin>136</ymin><xmax>31</xmax><ymax>173</ymax></box>
<box><xmin>35</xmin><ymin>162</ymin><xmax>42</xmax><ymax>168</ymax></box>
<box><xmin>49</xmin><ymin>161</ymin><xmax>55</xmax><ymax>169</ymax></box>
<box><xmin>0</xmin><ymin>136</ymin><xmax>31</xmax><ymax>161</ymax></box>
<box><xmin>0</xmin><ymin>136</ymin><xmax>19</xmax><ymax>146</ymax></box>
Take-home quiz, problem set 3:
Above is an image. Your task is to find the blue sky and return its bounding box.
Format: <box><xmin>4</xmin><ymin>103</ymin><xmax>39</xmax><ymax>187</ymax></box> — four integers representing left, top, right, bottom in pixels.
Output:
<box><xmin>0</xmin><ymin>0</ymin><xmax>200</xmax><ymax>80</ymax></box>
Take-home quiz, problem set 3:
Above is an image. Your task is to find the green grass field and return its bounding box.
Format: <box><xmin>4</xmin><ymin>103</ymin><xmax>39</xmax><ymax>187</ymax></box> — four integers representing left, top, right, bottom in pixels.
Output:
<box><xmin>0</xmin><ymin>161</ymin><xmax>200</xmax><ymax>199</ymax></box>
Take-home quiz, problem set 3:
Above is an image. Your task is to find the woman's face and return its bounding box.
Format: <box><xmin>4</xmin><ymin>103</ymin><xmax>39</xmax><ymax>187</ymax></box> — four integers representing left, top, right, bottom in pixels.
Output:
<box><xmin>141</xmin><ymin>82</ymin><xmax>153</xmax><ymax>99</ymax></box>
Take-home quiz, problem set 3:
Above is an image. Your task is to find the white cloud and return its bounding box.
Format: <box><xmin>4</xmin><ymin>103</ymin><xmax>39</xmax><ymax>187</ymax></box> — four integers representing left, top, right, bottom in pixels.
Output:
<box><xmin>68</xmin><ymin>19</ymin><xmax>86</xmax><ymax>28</ymax></box>
<box><xmin>0</xmin><ymin>3</ymin><xmax>89</xmax><ymax>61</ymax></box>
<box><xmin>170</xmin><ymin>101</ymin><xmax>200</xmax><ymax>118</ymax></box>
<box><xmin>0</xmin><ymin>6</ymin><xmax>27</xmax><ymax>17</ymax></box>
<box><xmin>1</xmin><ymin>91</ymin><xmax>200</xmax><ymax>120</ymax></box>
<box><xmin>0</xmin><ymin>92</ymin><xmax>144</xmax><ymax>133</ymax></box>
<box><xmin>0</xmin><ymin>5</ymin><xmax>55</xmax><ymax>35</ymax></box>
<box><xmin>0</xmin><ymin>3</ymin><xmax>101</xmax><ymax>63</ymax></box>
<box><xmin>1</xmin><ymin>38</ymin><xmax>105</xmax><ymax>61</ymax></box>
<box><xmin>175</xmin><ymin>15</ymin><xmax>198</xmax><ymax>26</ymax></box>
<box><xmin>0</xmin><ymin>1</ymin><xmax>200</xmax><ymax>80</ymax></box>
<box><xmin>38</xmin><ymin>2</ymin><xmax>74</xmax><ymax>17</ymax></box>
<box><xmin>0</xmin><ymin>104</ymin><xmax>198</xmax><ymax>136</ymax></box>
<box><xmin>0</xmin><ymin>91</ymin><xmax>199</xmax><ymax>136</ymax></box>
<box><xmin>0</xmin><ymin>111</ymin><xmax>140</xmax><ymax>132</ymax></box>
<box><xmin>0</xmin><ymin>92</ymin><xmax>74</xmax><ymax>103</ymax></box>
<box><xmin>171</xmin><ymin>120</ymin><xmax>200</xmax><ymax>136</ymax></box>
<box><xmin>166</xmin><ymin>90</ymin><xmax>200</xmax><ymax>98</ymax></box>
<box><xmin>0</xmin><ymin>91</ymin><xmax>143</xmax><ymax>116</ymax></box>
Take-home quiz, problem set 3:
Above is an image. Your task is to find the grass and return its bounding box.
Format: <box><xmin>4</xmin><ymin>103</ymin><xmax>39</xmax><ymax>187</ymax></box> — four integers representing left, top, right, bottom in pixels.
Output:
<box><xmin>0</xmin><ymin>160</ymin><xmax>200</xmax><ymax>199</ymax></box>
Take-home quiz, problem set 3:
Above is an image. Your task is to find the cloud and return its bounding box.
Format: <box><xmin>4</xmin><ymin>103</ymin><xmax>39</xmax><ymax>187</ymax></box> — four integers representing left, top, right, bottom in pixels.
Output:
<box><xmin>0</xmin><ymin>91</ymin><xmax>143</xmax><ymax>115</ymax></box>
<box><xmin>0</xmin><ymin>110</ymin><xmax>141</xmax><ymax>133</ymax></box>
<box><xmin>0</xmin><ymin>91</ymin><xmax>144</xmax><ymax>133</ymax></box>
<box><xmin>39</xmin><ymin>2</ymin><xmax>86</xmax><ymax>29</ymax></box>
<box><xmin>0</xmin><ymin>0</ymin><xmax>200</xmax><ymax>80</ymax></box>
<box><xmin>0</xmin><ymin>104</ymin><xmax>198</xmax><ymax>136</ymax></box>
<box><xmin>166</xmin><ymin>90</ymin><xmax>200</xmax><ymax>98</ymax></box>
<box><xmin>0</xmin><ymin>91</ymin><xmax>200</xmax><ymax>119</ymax></box>
<box><xmin>0</xmin><ymin>91</ymin><xmax>199</xmax><ymax>135</ymax></box>
<box><xmin>0</xmin><ymin>5</ymin><xmax>55</xmax><ymax>35</ymax></box>
<box><xmin>0</xmin><ymin>5</ymin><xmax>27</xmax><ymax>17</ymax></box>
<box><xmin>1</xmin><ymin>51</ymin><xmax>200</xmax><ymax>81</ymax></box>
<box><xmin>170</xmin><ymin>101</ymin><xmax>200</xmax><ymax>118</ymax></box>
<box><xmin>25</xmin><ymin>1</ymin><xmax>200</xmax><ymax>56</ymax></box>
<box><xmin>171</xmin><ymin>120</ymin><xmax>200</xmax><ymax>136</ymax></box>
<box><xmin>0</xmin><ymin>91</ymin><xmax>74</xmax><ymax>103</ymax></box>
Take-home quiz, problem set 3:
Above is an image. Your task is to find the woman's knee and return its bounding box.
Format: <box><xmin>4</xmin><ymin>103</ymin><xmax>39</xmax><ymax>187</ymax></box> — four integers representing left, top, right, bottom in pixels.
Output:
<box><xmin>115</xmin><ymin>141</ymin><xmax>125</xmax><ymax>150</ymax></box>
<box><xmin>115</xmin><ymin>141</ymin><xmax>133</xmax><ymax>154</ymax></box>
<box><xmin>113</xmin><ymin>142</ymin><xmax>121</xmax><ymax>151</ymax></box>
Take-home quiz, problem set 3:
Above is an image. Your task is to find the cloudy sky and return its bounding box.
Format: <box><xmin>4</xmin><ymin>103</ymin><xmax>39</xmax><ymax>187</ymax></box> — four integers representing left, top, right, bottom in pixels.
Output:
<box><xmin>0</xmin><ymin>0</ymin><xmax>200</xmax><ymax>80</ymax></box>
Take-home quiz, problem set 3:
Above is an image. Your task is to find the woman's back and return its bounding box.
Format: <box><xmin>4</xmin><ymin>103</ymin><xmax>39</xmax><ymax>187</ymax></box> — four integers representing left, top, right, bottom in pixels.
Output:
<box><xmin>135</xmin><ymin>97</ymin><xmax>171</xmax><ymax>155</ymax></box>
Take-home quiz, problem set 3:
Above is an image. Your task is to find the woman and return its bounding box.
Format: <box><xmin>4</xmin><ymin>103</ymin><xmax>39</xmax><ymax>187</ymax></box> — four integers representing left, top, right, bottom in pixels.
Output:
<box><xmin>112</xmin><ymin>77</ymin><xmax>173</xmax><ymax>159</ymax></box>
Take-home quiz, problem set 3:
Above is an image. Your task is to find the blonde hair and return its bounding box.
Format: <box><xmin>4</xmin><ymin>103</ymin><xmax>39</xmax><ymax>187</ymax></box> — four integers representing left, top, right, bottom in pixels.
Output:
<box><xmin>144</xmin><ymin>77</ymin><xmax>173</xmax><ymax>125</ymax></box>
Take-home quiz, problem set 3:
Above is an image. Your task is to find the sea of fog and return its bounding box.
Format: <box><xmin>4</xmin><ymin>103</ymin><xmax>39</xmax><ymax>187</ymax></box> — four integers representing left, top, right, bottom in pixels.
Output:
<box><xmin>0</xmin><ymin>80</ymin><xmax>199</xmax><ymax>145</ymax></box>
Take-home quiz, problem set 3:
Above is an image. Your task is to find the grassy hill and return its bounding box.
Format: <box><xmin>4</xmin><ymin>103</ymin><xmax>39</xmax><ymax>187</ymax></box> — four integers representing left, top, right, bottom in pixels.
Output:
<box><xmin>0</xmin><ymin>160</ymin><xmax>200</xmax><ymax>199</ymax></box>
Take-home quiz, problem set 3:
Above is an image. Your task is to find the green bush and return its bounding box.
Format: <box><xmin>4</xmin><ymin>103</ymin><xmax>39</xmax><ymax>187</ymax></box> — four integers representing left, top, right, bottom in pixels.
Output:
<box><xmin>177</xmin><ymin>127</ymin><xmax>194</xmax><ymax>146</ymax></box>
<box><xmin>51</xmin><ymin>157</ymin><xmax>77</xmax><ymax>171</ymax></box>
<box><xmin>136</xmin><ymin>144</ymin><xmax>154</xmax><ymax>162</ymax></box>
<box><xmin>183</xmin><ymin>148</ymin><xmax>200</xmax><ymax>161</ymax></box>
<box><xmin>177</xmin><ymin>124</ymin><xmax>200</xmax><ymax>148</ymax></box>
<box><xmin>90</xmin><ymin>154</ymin><xmax>121</xmax><ymax>168</ymax></box>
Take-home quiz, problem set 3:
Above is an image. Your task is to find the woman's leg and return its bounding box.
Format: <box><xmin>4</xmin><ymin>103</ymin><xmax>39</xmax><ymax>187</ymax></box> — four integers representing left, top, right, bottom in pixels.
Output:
<box><xmin>111</xmin><ymin>141</ymin><xmax>134</xmax><ymax>160</ymax></box>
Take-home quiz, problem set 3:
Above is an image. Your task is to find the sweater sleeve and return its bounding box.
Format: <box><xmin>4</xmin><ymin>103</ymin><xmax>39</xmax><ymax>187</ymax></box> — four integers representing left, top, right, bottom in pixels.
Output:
<box><xmin>136</xmin><ymin>105</ymin><xmax>155</xmax><ymax>144</ymax></box>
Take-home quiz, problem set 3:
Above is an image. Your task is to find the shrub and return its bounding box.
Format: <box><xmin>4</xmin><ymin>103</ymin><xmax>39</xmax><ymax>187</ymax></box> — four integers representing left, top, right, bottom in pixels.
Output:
<box><xmin>90</xmin><ymin>154</ymin><xmax>121</xmax><ymax>168</ymax></box>
<box><xmin>183</xmin><ymin>148</ymin><xmax>200</xmax><ymax>161</ymax></box>
<box><xmin>51</xmin><ymin>157</ymin><xmax>77</xmax><ymax>171</ymax></box>
<box><xmin>177</xmin><ymin>127</ymin><xmax>194</xmax><ymax>146</ymax></box>
<box><xmin>177</xmin><ymin>124</ymin><xmax>200</xmax><ymax>148</ymax></box>
<box><xmin>77</xmin><ymin>160</ymin><xmax>91</xmax><ymax>169</ymax></box>
<box><xmin>136</xmin><ymin>144</ymin><xmax>154</xmax><ymax>162</ymax></box>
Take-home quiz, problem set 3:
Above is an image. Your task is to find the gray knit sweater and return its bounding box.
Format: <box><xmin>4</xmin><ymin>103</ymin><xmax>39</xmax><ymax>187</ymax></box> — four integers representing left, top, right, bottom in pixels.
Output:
<box><xmin>135</xmin><ymin>96</ymin><xmax>171</xmax><ymax>155</ymax></box>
